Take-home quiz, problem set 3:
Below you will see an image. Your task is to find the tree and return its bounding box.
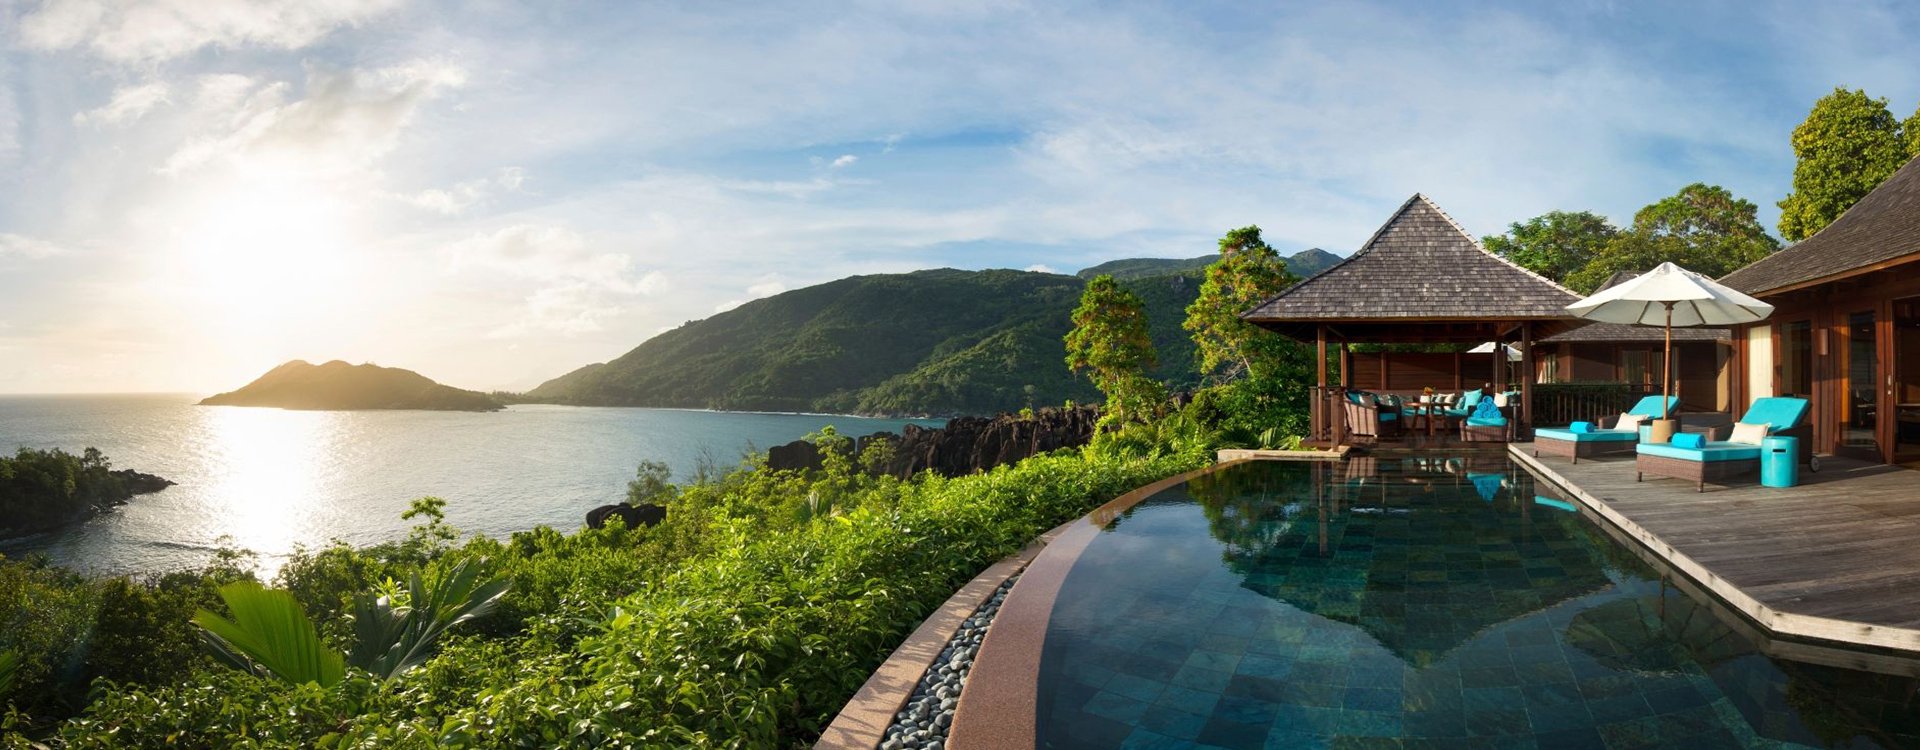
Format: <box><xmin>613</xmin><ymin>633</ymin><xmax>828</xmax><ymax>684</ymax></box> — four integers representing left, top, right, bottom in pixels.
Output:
<box><xmin>1906</xmin><ymin>104</ymin><xmax>1920</xmax><ymax>159</ymax></box>
<box><xmin>1777</xmin><ymin>88</ymin><xmax>1911</xmax><ymax>242</ymax></box>
<box><xmin>1481</xmin><ymin>211</ymin><xmax>1620</xmax><ymax>283</ymax></box>
<box><xmin>1183</xmin><ymin>226</ymin><xmax>1302</xmax><ymax>381</ymax></box>
<box><xmin>1064</xmin><ymin>274</ymin><xmax>1164</xmax><ymax>421</ymax></box>
<box><xmin>1567</xmin><ymin>184</ymin><xmax>1780</xmax><ymax>293</ymax></box>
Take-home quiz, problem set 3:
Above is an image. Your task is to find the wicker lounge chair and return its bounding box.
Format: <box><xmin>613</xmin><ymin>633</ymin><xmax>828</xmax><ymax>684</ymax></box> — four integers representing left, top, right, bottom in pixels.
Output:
<box><xmin>1341</xmin><ymin>391</ymin><xmax>1402</xmax><ymax>438</ymax></box>
<box><xmin>1634</xmin><ymin>397</ymin><xmax>1810</xmax><ymax>492</ymax></box>
<box><xmin>1531</xmin><ymin>395</ymin><xmax>1678</xmax><ymax>463</ymax></box>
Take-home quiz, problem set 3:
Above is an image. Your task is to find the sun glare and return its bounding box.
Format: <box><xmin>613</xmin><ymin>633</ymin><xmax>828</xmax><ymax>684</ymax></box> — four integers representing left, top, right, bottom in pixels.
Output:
<box><xmin>169</xmin><ymin>176</ymin><xmax>357</xmax><ymax>341</ymax></box>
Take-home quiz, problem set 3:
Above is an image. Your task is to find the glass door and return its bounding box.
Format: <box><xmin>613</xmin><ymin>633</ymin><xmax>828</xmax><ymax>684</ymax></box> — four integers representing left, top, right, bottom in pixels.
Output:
<box><xmin>1840</xmin><ymin>311</ymin><xmax>1879</xmax><ymax>459</ymax></box>
<box><xmin>1778</xmin><ymin>320</ymin><xmax>1814</xmax><ymax>398</ymax></box>
<box><xmin>1896</xmin><ymin>298</ymin><xmax>1920</xmax><ymax>465</ymax></box>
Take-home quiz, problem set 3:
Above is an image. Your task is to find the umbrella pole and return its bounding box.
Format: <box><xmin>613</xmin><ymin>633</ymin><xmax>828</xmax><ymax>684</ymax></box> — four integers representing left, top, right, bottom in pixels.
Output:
<box><xmin>1663</xmin><ymin>302</ymin><xmax>1673</xmax><ymax>421</ymax></box>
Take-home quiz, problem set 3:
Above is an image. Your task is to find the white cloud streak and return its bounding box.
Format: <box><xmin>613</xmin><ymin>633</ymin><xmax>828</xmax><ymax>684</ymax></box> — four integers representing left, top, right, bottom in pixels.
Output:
<box><xmin>73</xmin><ymin>81</ymin><xmax>170</xmax><ymax>126</ymax></box>
<box><xmin>18</xmin><ymin>0</ymin><xmax>404</xmax><ymax>64</ymax></box>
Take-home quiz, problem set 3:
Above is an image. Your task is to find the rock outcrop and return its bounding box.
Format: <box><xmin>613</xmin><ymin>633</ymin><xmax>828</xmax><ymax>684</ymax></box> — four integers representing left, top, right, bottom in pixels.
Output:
<box><xmin>585</xmin><ymin>503</ymin><xmax>667</xmax><ymax>530</ymax></box>
<box><xmin>766</xmin><ymin>405</ymin><xmax>1102</xmax><ymax>478</ymax></box>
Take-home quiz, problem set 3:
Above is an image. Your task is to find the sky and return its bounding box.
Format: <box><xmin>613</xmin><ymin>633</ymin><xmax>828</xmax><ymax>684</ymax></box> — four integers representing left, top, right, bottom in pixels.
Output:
<box><xmin>0</xmin><ymin>0</ymin><xmax>1916</xmax><ymax>394</ymax></box>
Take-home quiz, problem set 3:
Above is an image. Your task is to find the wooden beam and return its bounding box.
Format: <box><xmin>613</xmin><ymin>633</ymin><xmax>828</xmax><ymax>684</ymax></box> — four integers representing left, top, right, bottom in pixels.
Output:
<box><xmin>1521</xmin><ymin>322</ymin><xmax>1535</xmax><ymax>428</ymax></box>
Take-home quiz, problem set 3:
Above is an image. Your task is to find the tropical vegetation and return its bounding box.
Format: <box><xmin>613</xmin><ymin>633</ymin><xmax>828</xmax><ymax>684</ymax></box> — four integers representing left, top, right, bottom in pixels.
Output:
<box><xmin>0</xmin><ymin>447</ymin><xmax>164</xmax><ymax>537</ymax></box>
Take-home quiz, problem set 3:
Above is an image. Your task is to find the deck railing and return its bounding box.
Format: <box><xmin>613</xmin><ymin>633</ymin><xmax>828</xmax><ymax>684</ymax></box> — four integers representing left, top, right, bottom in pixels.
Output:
<box><xmin>1527</xmin><ymin>382</ymin><xmax>1660</xmax><ymax>427</ymax></box>
<box><xmin>1310</xmin><ymin>382</ymin><xmax>1661</xmax><ymax>444</ymax></box>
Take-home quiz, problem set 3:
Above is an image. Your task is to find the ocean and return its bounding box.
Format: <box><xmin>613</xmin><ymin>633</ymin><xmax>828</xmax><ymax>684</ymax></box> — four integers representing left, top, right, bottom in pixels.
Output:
<box><xmin>0</xmin><ymin>394</ymin><xmax>942</xmax><ymax>575</ymax></box>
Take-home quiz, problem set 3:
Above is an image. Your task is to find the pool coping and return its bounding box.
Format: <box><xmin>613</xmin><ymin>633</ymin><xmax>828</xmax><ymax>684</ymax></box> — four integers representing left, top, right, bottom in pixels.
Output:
<box><xmin>946</xmin><ymin>458</ymin><xmax>1259</xmax><ymax>750</ymax></box>
<box><xmin>812</xmin><ymin>515</ymin><xmax>1078</xmax><ymax>750</ymax></box>
<box><xmin>1510</xmin><ymin>445</ymin><xmax>1920</xmax><ymax>659</ymax></box>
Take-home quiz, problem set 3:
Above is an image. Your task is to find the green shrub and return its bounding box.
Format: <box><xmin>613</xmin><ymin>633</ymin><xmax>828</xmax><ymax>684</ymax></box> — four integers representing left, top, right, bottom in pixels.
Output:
<box><xmin>42</xmin><ymin>440</ymin><xmax>1204</xmax><ymax>748</ymax></box>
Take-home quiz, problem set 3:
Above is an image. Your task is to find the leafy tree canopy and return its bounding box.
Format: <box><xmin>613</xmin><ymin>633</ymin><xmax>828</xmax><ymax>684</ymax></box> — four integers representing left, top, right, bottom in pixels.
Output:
<box><xmin>1184</xmin><ymin>226</ymin><xmax>1302</xmax><ymax>382</ymax></box>
<box><xmin>1777</xmin><ymin>88</ymin><xmax>1914</xmax><ymax>242</ymax></box>
<box><xmin>1482</xmin><ymin>211</ymin><xmax>1620</xmax><ymax>283</ymax></box>
<box><xmin>1566</xmin><ymin>184</ymin><xmax>1780</xmax><ymax>294</ymax></box>
<box><xmin>1064</xmin><ymin>274</ymin><xmax>1164</xmax><ymax>421</ymax></box>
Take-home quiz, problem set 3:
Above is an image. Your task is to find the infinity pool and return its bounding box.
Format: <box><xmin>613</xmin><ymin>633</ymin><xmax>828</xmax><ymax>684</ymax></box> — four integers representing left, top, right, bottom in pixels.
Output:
<box><xmin>1034</xmin><ymin>456</ymin><xmax>1920</xmax><ymax>748</ymax></box>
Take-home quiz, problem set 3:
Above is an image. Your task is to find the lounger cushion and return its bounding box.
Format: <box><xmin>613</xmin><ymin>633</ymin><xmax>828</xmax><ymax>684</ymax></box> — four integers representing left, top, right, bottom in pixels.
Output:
<box><xmin>1379</xmin><ymin>412</ymin><xmax>1398</xmax><ymax>422</ymax></box>
<box><xmin>1741</xmin><ymin>397</ymin><xmax>1809</xmax><ymax>430</ymax></box>
<box><xmin>1628</xmin><ymin>395</ymin><xmax>1679</xmax><ymax>418</ymax></box>
<box><xmin>1670</xmin><ymin>433</ymin><xmax>1704</xmax><ymax>449</ymax></box>
<box><xmin>1636</xmin><ymin>441</ymin><xmax>1762</xmax><ymax>462</ymax></box>
<box><xmin>1569</xmin><ymin>421</ymin><xmax>1594</xmax><ymax>433</ymax></box>
<box><xmin>1536</xmin><ymin>427</ymin><xmax>1637</xmax><ymax>443</ymax></box>
<box><xmin>1728</xmin><ymin>421</ymin><xmax>1769</xmax><ymax>446</ymax></box>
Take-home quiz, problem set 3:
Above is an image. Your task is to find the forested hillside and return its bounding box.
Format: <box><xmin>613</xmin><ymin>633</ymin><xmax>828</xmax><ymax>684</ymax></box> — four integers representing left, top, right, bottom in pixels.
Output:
<box><xmin>524</xmin><ymin>267</ymin><xmax>1218</xmax><ymax>415</ymax></box>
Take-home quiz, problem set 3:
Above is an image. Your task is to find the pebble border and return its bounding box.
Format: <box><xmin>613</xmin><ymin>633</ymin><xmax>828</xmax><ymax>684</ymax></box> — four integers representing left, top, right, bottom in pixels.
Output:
<box><xmin>879</xmin><ymin>574</ymin><xmax>1019</xmax><ymax>750</ymax></box>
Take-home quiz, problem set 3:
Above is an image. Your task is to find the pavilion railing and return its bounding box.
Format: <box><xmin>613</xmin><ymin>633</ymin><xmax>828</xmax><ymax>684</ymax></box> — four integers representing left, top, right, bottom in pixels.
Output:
<box><xmin>1528</xmin><ymin>382</ymin><xmax>1661</xmax><ymax>427</ymax></box>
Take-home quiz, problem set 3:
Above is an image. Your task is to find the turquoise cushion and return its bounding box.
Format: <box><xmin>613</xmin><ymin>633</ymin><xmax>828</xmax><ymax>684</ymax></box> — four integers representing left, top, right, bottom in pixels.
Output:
<box><xmin>1636</xmin><ymin>441</ymin><xmax>1761</xmax><ymax>462</ymax></box>
<box><xmin>1444</xmin><ymin>407</ymin><xmax>1471</xmax><ymax>417</ymax></box>
<box><xmin>1380</xmin><ymin>412</ymin><xmax>1398</xmax><ymax>422</ymax></box>
<box><xmin>1466</xmin><ymin>416</ymin><xmax>1507</xmax><ymax>427</ymax></box>
<box><xmin>1569</xmin><ymin>421</ymin><xmax>1594</xmax><ymax>433</ymax></box>
<box><xmin>1671</xmin><ymin>433</ymin><xmax>1705</xmax><ymax>449</ymax></box>
<box><xmin>1537</xmin><ymin>428</ymin><xmax>1638</xmax><ymax>443</ymax></box>
<box><xmin>1347</xmin><ymin>392</ymin><xmax>1363</xmax><ymax>404</ymax></box>
<box><xmin>1628</xmin><ymin>395</ymin><xmax>1680</xmax><ymax>418</ymax></box>
<box><xmin>1742</xmin><ymin>397</ymin><xmax>1809</xmax><ymax>430</ymax></box>
<box><xmin>1460</xmin><ymin>391</ymin><xmax>1485</xmax><ymax>409</ymax></box>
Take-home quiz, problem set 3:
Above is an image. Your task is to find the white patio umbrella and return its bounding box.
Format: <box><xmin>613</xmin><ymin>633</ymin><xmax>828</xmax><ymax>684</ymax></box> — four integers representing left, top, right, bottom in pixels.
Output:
<box><xmin>1564</xmin><ymin>262</ymin><xmax>1774</xmax><ymax>422</ymax></box>
<box><xmin>1467</xmin><ymin>341</ymin><xmax>1522</xmax><ymax>361</ymax></box>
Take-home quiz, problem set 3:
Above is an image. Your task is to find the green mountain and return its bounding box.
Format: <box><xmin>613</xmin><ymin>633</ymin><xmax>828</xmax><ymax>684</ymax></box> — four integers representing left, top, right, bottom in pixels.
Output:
<box><xmin>202</xmin><ymin>360</ymin><xmax>504</xmax><ymax>412</ymax></box>
<box><xmin>524</xmin><ymin>267</ymin><xmax>1211</xmax><ymax>416</ymax></box>
<box><xmin>1076</xmin><ymin>248</ymin><xmax>1343</xmax><ymax>281</ymax></box>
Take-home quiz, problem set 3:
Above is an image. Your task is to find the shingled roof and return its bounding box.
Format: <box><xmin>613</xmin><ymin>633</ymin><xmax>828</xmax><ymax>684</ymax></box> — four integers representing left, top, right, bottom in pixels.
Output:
<box><xmin>1540</xmin><ymin>271</ymin><xmax>1727</xmax><ymax>343</ymax></box>
<box><xmin>1242</xmin><ymin>193</ymin><xmax>1582</xmax><ymax>342</ymax></box>
<box><xmin>1721</xmin><ymin>154</ymin><xmax>1920</xmax><ymax>295</ymax></box>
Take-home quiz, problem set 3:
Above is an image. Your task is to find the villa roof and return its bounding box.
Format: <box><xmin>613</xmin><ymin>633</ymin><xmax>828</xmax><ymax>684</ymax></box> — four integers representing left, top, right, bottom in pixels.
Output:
<box><xmin>1720</xmin><ymin>154</ymin><xmax>1920</xmax><ymax>296</ymax></box>
<box><xmin>1541</xmin><ymin>272</ymin><xmax>1727</xmax><ymax>344</ymax></box>
<box><xmin>1242</xmin><ymin>194</ymin><xmax>1583</xmax><ymax>342</ymax></box>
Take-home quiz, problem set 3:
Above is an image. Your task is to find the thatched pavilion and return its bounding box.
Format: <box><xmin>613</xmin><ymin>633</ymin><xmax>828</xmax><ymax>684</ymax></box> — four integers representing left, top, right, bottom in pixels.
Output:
<box><xmin>1241</xmin><ymin>194</ymin><xmax>1582</xmax><ymax>445</ymax></box>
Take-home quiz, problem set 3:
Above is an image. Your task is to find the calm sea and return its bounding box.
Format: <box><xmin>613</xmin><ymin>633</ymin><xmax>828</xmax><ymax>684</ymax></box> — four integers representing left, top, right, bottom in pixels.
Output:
<box><xmin>0</xmin><ymin>394</ymin><xmax>942</xmax><ymax>576</ymax></box>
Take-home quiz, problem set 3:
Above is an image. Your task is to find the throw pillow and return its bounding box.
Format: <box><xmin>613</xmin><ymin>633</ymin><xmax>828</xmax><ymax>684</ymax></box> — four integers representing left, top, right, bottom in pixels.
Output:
<box><xmin>1671</xmin><ymin>433</ymin><xmax>1705</xmax><ymax>449</ymax></box>
<box><xmin>1615</xmin><ymin>413</ymin><xmax>1648</xmax><ymax>431</ymax></box>
<box><xmin>1728</xmin><ymin>421</ymin><xmax>1770</xmax><ymax>445</ymax></box>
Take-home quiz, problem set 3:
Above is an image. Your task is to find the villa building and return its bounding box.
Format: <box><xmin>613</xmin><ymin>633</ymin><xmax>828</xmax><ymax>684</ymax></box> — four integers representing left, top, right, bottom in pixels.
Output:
<box><xmin>1721</xmin><ymin>155</ymin><xmax>1920</xmax><ymax>467</ymax></box>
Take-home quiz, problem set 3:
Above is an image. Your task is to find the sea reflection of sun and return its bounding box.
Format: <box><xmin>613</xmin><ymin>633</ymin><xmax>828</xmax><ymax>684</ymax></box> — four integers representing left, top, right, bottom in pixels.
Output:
<box><xmin>201</xmin><ymin>406</ymin><xmax>331</xmax><ymax>559</ymax></box>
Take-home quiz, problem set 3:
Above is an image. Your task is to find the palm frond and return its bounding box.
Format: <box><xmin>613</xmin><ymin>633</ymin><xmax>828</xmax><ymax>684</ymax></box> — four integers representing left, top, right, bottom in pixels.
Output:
<box><xmin>193</xmin><ymin>581</ymin><xmax>344</xmax><ymax>687</ymax></box>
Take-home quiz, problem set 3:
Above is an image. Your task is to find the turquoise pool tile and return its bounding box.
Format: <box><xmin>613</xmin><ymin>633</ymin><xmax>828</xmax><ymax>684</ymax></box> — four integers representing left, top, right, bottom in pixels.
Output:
<box><xmin>1107</xmin><ymin>673</ymin><xmax>1169</xmax><ymax>704</ymax></box>
<box><xmin>1184</xmin><ymin>649</ymin><xmax>1242</xmax><ymax>674</ymax></box>
<box><xmin>1138</xmin><ymin>704</ymin><xmax>1208</xmax><ymax>742</ymax></box>
<box><xmin>1119</xmin><ymin>727</ymin><xmax>1192</xmax><ymax>750</ymax></box>
<box><xmin>1156</xmin><ymin>685</ymin><xmax>1221</xmax><ymax>718</ymax></box>
<box><xmin>1333</xmin><ymin>709</ymin><xmax>1402</xmax><ymax>737</ymax></box>
<box><xmin>1170</xmin><ymin>664</ymin><xmax>1234</xmax><ymax>693</ymax></box>
<box><xmin>1342</xmin><ymin>686</ymin><xmax>1400</xmax><ymax>712</ymax></box>
<box><xmin>1084</xmin><ymin>690</ymin><xmax>1153</xmax><ymax>725</ymax></box>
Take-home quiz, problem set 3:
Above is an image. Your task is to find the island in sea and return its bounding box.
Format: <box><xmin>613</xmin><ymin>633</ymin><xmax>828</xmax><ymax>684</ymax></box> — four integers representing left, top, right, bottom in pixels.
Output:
<box><xmin>200</xmin><ymin>360</ymin><xmax>505</xmax><ymax>412</ymax></box>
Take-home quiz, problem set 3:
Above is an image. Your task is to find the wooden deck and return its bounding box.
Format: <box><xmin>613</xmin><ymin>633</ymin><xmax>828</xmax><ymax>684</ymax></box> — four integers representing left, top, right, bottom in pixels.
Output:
<box><xmin>1511</xmin><ymin>444</ymin><xmax>1920</xmax><ymax>655</ymax></box>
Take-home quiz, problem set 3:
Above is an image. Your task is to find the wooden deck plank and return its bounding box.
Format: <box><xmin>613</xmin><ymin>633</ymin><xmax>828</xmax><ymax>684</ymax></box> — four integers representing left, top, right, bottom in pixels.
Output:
<box><xmin>1511</xmin><ymin>444</ymin><xmax>1920</xmax><ymax>653</ymax></box>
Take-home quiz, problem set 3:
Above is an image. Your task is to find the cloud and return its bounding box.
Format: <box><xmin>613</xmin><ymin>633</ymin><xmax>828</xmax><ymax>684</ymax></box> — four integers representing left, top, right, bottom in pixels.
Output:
<box><xmin>0</xmin><ymin>234</ymin><xmax>67</xmax><ymax>260</ymax></box>
<box><xmin>1025</xmin><ymin>263</ymin><xmax>1056</xmax><ymax>274</ymax></box>
<box><xmin>163</xmin><ymin>61</ymin><xmax>466</xmax><ymax>178</ymax></box>
<box><xmin>18</xmin><ymin>0</ymin><xmax>403</xmax><ymax>64</ymax></box>
<box><xmin>447</xmin><ymin>223</ymin><xmax>665</xmax><ymax>337</ymax></box>
<box><xmin>73</xmin><ymin>82</ymin><xmax>171</xmax><ymax>126</ymax></box>
<box><xmin>747</xmin><ymin>279</ymin><xmax>787</xmax><ymax>297</ymax></box>
<box><xmin>445</xmin><ymin>223</ymin><xmax>659</xmax><ymax>294</ymax></box>
<box><xmin>830</xmin><ymin>154</ymin><xmax>857</xmax><ymax>168</ymax></box>
<box><xmin>393</xmin><ymin>167</ymin><xmax>527</xmax><ymax>215</ymax></box>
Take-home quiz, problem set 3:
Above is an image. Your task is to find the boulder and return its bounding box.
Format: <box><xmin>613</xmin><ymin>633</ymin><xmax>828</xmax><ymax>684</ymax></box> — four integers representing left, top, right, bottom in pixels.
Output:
<box><xmin>764</xmin><ymin>405</ymin><xmax>1102</xmax><ymax>479</ymax></box>
<box><xmin>586</xmin><ymin>503</ymin><xmax>667</xmax><ymax>529</ymax></box>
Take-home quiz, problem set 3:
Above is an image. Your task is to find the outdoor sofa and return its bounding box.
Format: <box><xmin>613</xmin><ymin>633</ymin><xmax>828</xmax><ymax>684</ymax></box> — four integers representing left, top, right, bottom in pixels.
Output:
<box><xmin>1531</xmin><ymin>395</ymin><xmax>1678</xmax><ymax>463</ymax></box>
<box><xmin>1342</xmin><ymin>390</ymin><xmax>1403</xmax><ymax>438</ymax></box>
<box><xmin>1634</xmin><ymin>396</ymin><xmax>1811</xmax><ymax>492</ymax></box>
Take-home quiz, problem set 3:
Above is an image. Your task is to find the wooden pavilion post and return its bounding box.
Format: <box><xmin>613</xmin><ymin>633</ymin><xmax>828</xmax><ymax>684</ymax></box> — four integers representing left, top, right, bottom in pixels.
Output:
<box><xmin>1316</xmin><ymin>325</ymin><xmax>1329</xmax><ymax>444</ymax></box>
<box><xmin>1521</xmin><ymin>322</ymin><xmax>1535</xmax><ymax>431</ymax></box>
<box><xmin>1340</xmin><ymin>343</ymin><xmax>1351</xmax><ymax>388</ymax></box>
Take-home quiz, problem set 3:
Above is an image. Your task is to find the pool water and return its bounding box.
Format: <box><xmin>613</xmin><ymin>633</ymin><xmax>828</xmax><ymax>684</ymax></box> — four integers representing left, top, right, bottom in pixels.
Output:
<box><xmin>1035</xmin><ymin>456</ymin><xmax>1920</xmax><ymax>749</ymax></box>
